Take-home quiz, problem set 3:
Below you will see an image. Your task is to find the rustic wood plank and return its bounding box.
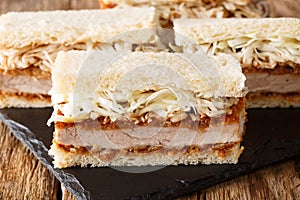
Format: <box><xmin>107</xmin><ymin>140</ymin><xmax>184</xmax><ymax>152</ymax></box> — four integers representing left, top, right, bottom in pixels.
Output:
<box><xmin>177</xmin><ymin>158</ymin><xmax>300</xmax><ymax>200</ymax></box>
<box><xmin>177</xmin><ymin>159</ymin><xmax>300</xmax><ymax>200</ymax></box>
<box><xmin>267</xmin><ymin>0</ymin><xmax>300</xmax><ymax>17</ymax></box>
<box><xmin>203</xmin><ymin>159</ymin><xmax>300</xmax><ymax>200</ymax></box>
<box><xmin>62</xmin><ymin>185</ymin><xmax>77</xmax><ymax>200</ymax></box>
<box><xmin>0</xmin><ymin>122</ymin><xmax>58</xmax><ymax>200</ymax></box>
<box><xmin>70</xmin><ymin>0</ymin><xmax>100</xmax><ymax>10</ymax></box>
<box><xmin>0</xmin><ymin>0</ymin><xmax>70</xmax><ymax>14</ymax></box>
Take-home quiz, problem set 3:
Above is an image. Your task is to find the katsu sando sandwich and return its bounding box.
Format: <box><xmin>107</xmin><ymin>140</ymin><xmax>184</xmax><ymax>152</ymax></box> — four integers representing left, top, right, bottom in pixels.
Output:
<box><xmin>0</xmin><ymin>8</ymin><xmax>158</xmax><ymax>108</ymax></box>
<box><xmin>48</xmin><ymin>50</ymin><xmax>247</xmax><ymax>168</ymax></box>
<box><xmin>99</xmin><ymin>0</ymin><xmax>269</xmax><ymax>27</ymax></box>
<box><xmin>174</xmin><ymin>18</ymin><xmax>300</xmax><ymax>108</ymax></box>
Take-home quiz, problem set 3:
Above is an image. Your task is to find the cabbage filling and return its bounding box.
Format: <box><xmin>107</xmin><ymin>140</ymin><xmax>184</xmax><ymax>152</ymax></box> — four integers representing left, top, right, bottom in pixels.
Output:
<box><xmin>49</xmin><ymin>87</ymin><xmax>239</xmax><ymax>125</ymax></box>
<box><xmin>0</xmin><ymin>43</ymin><xmax>90</xmax><ymax>72</ymax></box>
<box><xmin>115</xmin><ymin>0</ymin><xmax>267</xmax><ymax>27</ymax></box>
<box><xmin>0</xmin><ymin>42</ymin><xmax>158</xmax><ymax>72</ymax></box>
<box><xmin>199</xmin><ymin>36</ymin><xmax>300</xmax><ymax>69</ymax></box>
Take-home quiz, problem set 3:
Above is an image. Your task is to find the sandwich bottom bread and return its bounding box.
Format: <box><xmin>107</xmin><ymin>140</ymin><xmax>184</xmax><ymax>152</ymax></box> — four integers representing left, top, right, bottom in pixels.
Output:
<box><xmin>48</xmin><ymin>50</ymin><xmax>247</xmax><ymax>168</ymax></box>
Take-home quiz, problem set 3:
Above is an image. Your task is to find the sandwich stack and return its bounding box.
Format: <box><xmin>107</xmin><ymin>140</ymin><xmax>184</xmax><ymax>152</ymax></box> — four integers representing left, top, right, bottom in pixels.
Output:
<box><xmin>2</xmin><ymin>1</ymin><xmax>295</xmax><ymax>170</ymax></box>
<box><xmin>0</xmin><ymin>7</ymin><xmax>158</xmax><ymax>108</ymax></box>
<box><xmin>174</xmin><ymin>18</ymin><xmax>300</xmax><ymax>107</ymax></box>
<box><xmin>48</xmin><ymin>50</ymin><xmax>247</xmax><ymax>168</ymax></box>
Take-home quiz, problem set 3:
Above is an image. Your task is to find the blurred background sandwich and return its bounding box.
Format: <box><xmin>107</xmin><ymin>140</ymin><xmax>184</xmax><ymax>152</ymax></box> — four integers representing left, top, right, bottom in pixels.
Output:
<box><xmin>0</xmin><ymin>8</ymin><xmax>158</xmax><ymax>108</ymax></box>
<box><xmin>174</xmin><ymin>17</ymin><xmax>300</xmax><ymax>108</ymax></box>
<box><xmin>99</xmin><ymin>0</ymin><xmax>269</xmax><ymax>27</ymax></box>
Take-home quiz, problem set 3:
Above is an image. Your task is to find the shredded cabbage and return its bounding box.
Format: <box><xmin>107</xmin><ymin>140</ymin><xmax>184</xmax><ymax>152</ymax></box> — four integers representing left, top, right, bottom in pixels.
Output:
<box><xmin>48</xmin><ymin>87</ymin><xmax>239</xmax><ymax>124</ymax></box>
<box><xmin>0</xmin><ymin>43</ymin><xmax>89</xmax><ymax>72</ymax></box>
<box><xmin>200</xmin><ymin>36</ymin><xmax>300</xmax><ymax>69</ymax></box>
<box><xmin>0</xmin><ymin>42</ymin><xmax>165</xmax><ymax>72</ymax></box>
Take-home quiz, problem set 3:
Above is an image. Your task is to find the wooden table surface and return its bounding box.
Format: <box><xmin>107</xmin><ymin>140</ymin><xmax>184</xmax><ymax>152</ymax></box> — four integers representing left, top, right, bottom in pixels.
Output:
<box><xmin>0</xmin><ymin>0</ymin><xmax>300</xmax><ymax>199</ymax></box>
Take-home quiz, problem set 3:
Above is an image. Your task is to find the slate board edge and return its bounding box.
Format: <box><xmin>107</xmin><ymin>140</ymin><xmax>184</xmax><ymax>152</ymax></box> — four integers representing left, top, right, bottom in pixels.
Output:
<box><xmin>0</xmin><ymin>113</ymin><xmax>90</xmax><ymax>200</ymax></box>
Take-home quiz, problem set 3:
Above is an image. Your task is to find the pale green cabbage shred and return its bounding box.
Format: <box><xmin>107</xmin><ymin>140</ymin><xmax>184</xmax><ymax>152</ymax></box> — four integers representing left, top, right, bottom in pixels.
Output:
<box><xmin>0</xmin><ymin>43</ymin><xmax>89</xmax><ymax>72</ymax></box>
<box><xmin>202</xmin><ymin>36</ymin><xmax>300</xmax><ymax>69</ymax></box>
<box><xmin>49</xmin><ymin>86</ymin><xmax>238</xmax><ymax>124</ymax></box>
<box><xmin>0</xmin><ymin>42</ymin><xmax>163</xmax><ymax>72</ymax></box>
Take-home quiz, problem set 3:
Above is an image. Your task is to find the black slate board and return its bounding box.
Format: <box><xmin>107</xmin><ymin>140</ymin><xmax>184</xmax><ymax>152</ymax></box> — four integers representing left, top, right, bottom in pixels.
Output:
<box><xmin>0</xmin><ymin>108</ymin><xmax>300</xmax><ymax>200</ymax></box>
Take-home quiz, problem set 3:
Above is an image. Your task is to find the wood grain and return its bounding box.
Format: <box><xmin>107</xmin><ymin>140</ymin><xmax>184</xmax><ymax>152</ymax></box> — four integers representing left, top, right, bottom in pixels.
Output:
<box><xmin>204</xmin><ymin>160</ymin><xmax>300</xmax><ymax>200</ymax></box>
<box><xmin>62</xmin><ymin>185</ymin><xmax>77</xmax><ymax>200</ymax></box>
<box><xmin>70</xmin><ymin>0</ymin><xmax>100</xmax><ymax>10</ymax></box>
<box><xmin>268</xmin><ymin>0</ymin><xmax>300</xmax><ymax>17</ymax></box>
<box><xmin>0</xmin><ymin>0</ymin><xmax>69</xmax><ymax>14</ymax></box>
<box><xmin>0</xmin><ymin>0</ymin><xmax>300</xmax><ymax>199</ymax></box>
<box><xmin>0</xmin><ymin>122</ymin><xmax>58</xmax><ymax>200</ymax></box>
<box><xmin>177</xmin><ymin>158</ymin><xmax>300</xmax><ymax>199</ymax></box>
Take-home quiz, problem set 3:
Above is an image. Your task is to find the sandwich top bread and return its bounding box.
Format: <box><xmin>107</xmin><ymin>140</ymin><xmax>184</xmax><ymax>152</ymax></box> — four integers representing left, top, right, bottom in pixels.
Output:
<box><xmin>174</xmin><ymin>17</ymin><xmax>300</xmax><ymax>47</ymax></box>
<box><xmin>48</xmin><ymin>50</ymin><xmax>246</xmax><ymax>124</ymax></box>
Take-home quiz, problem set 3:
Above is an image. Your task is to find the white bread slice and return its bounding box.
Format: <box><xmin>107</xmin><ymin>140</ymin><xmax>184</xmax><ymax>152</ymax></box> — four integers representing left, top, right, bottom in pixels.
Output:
<box><xmin>0</xmin><ymin>7</ymin><xmax>158</xmax><ymax>48</ymax></box>
<box><xmin>246</xmin><ymin>92</ymin><xmax>300</xmax><ymax>108</ymax></box>
<box><xmin>174</xmin><ymin>18</ymin><xmax>300</xmax><ymax>44</ymax></box>
<box><xmin>49</xmin><ymin>141</ymin><xmax>244</xmax><ymax>168</ymax></box>
<box><xmin>51</xmin><ymin>50</ymin><xmax>246</xmax><ymax>101</ymax></box>
<box><xmin>0</xmin><ymin>93</ymin><xmax>51</xmax><ymax>108</ymax></box>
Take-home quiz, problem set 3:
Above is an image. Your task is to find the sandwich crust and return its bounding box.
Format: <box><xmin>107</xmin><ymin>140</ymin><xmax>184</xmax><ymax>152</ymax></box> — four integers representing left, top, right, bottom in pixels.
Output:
<box><xmin>246</xmin><ymin>92</ymin><xmax>300</xmax><ymax>108</ymax></box>
<box><xmin>174</xmin><ymin>18</ymin><xmax>300</xmax><ymax>44</ymax></box>
<box><xmin>0</xmin><ymin>67</ymin><xmax>50</xmax><ymax>78</ymax></box>
<box><xmin>0</xmin><ymin>92</ymin><xmax>51</xmax><ymax>108</ymax></box>
<box><xmin>0</xmin><ymin>8</ymin><xmax>158</xmax><ymax>48</ymax></box>
<box><xmin>49</xmin><ymin>141</ymin><xmax>244</xmax><ymax>168</ymax></box>
<box><xmin>52</xmin><ymin>51</ymin><xmax>246</xmax><ymax>101</ymax></box>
